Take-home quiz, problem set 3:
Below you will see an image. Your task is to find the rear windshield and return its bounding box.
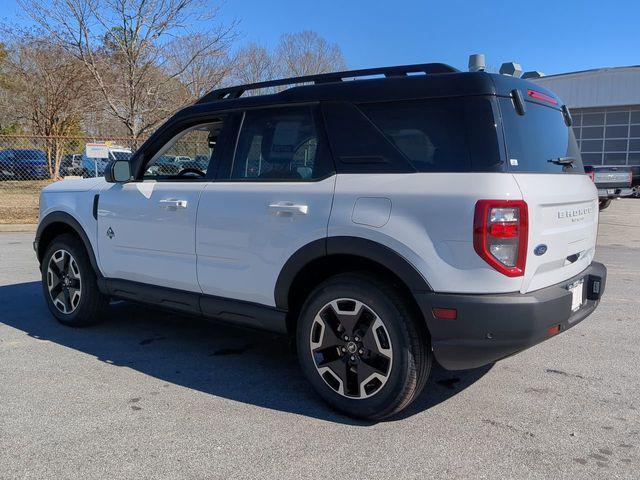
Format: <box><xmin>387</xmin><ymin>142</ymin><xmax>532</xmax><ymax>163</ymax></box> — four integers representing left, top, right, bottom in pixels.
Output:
<box><xmin>499</xmin><ymin>97</ymin><xmax>584</xmax><ymax>174</ymax></box>
<box><xmin>358</xmin><ymin>96</ymin><xmax>503</xmax><ymax>172</ymax></box>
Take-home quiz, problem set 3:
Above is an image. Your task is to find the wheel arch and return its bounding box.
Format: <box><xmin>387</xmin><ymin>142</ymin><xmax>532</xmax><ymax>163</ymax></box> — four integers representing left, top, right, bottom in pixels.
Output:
<box><xmin>275</xmin><ymin>236</ymin><xmax>432</xmax><ymax>334</ymax></box>
<box><xmin>36</xmin><ymin>212</ymin><xmax>99</xmax><ymax>274</ymax></box>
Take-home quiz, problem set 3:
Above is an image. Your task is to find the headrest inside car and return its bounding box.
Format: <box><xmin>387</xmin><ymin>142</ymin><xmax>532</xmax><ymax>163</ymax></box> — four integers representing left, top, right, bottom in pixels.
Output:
<box><xmin>261</xmin><ymin>120</ymin><xmax>301</xmax><ymax>164</ymax></box>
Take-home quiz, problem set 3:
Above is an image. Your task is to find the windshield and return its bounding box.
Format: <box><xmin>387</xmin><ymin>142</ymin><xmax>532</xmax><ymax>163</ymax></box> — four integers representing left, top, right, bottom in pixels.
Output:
<box><xmin>499</xmin><ymin>98</ymin><xmax>584</xmax><ymax>174</ymax></box>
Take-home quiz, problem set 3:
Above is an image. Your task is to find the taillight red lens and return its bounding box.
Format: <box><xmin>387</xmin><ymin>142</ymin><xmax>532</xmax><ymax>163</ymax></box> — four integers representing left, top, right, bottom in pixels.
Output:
<box><xmin>474</xmin><ymin>200</ymin><xmax>528</xmax><ymax>277</ymax></box>
<box><xmin>586</xmin><ymin>171</ymin><xmax>595</xmax><ymax>182</ymax></box>
<box><xmin>489</xmin><ymin>222</ymin><xmax>519</xmax><ymax>238</ymax></box>
<box><xmin>527</xmin><ymin>89</ymin><xmax>558</xmax><ymax>105</ymax></box>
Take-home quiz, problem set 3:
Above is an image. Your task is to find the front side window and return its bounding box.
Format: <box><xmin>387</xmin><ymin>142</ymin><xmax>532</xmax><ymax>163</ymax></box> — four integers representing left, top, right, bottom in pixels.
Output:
<box><xmin>230</xmin><ymin>106</ymin><xmax>331</xmax><ymax>181</ymax></box>
<box><xmin>144</xmin><ymin>121</ymin><xmax>224</xmax><ymax>179</ymax></box>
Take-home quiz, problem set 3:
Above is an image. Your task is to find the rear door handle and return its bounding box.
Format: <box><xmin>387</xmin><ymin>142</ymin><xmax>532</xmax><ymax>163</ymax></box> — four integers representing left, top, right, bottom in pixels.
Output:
<box><xmin>268</xmin><ymin>202</ymin><xmax>308</xmax><ymax>216</ymax></box>
<box><xmin>159</xmin><ymin>199</ymin><xmax>188</xmax><ymax>210</ymax></box>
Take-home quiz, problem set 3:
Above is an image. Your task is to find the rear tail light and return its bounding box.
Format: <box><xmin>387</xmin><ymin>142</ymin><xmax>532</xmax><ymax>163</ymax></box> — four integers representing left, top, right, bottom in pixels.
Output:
<box><xmin>586</xmin><ymin>171</ymin><xmax>595</xmax><ymax>182</ymax></box>
<box><xmin>474</xmin><ymin>200</ymin><xmax>528</xmax><ymax>277</ymax></box>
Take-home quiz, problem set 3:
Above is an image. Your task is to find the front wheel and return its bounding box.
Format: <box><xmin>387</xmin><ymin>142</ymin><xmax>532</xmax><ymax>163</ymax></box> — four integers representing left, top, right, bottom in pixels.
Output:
<box><xmin>297</xmin><ymin>273</ymin><xmax>431</xmax><ymax>420</ymax></box>
<box><xmin>42</xmin><ymin>234</ymin><xmax>108</xmax><ymax>326</ymax></box>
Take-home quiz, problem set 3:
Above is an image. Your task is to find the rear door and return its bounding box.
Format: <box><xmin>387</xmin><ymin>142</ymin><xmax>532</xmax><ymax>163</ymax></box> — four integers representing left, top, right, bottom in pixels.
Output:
<box><xmin>196</xmin><ymin>105</ymin><xmax>335</xmax><ymax>307</ymax></box>
<box><xmin>498</xmin><ymin>95</ymin><xmax>599</xmax><ymax>293</ymax></box>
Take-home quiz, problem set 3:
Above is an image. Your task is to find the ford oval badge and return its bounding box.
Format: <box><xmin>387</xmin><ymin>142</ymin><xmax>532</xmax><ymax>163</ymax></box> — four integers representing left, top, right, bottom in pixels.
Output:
<box><xmin>534</xmin><ymin>244</ymin><xmax>548</xmax><ymax>256</ymax></box>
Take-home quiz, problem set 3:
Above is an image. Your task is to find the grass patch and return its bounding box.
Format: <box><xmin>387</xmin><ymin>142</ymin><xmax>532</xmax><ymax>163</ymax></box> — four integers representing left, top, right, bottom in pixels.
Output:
<box><xmin>0</xmin><ymin>180</ymin><xmax>53</xmax><ymax>224</ymax></box>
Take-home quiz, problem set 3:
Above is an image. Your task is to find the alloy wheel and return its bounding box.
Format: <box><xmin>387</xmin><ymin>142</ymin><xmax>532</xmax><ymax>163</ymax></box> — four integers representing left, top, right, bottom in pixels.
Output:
<box><xmin>47</xmin><ymin>249</ymin><xmax>82</xmax><ymax>314</ymax></box>
<box><xmin>309</xmin><ymin>298</ymin><xmax>393</xmax><ymax>399</ymax></box>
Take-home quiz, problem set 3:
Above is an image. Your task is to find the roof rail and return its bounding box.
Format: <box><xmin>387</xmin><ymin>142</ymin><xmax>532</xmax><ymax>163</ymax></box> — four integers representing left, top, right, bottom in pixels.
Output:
<box><xmin>196</xmin><ymin>62</ymin><xmax>459</xmax><ymax>104</ymax></box>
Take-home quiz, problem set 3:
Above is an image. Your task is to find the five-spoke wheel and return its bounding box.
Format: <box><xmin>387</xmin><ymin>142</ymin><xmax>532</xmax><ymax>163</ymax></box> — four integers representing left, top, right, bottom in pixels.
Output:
<box><xmin>41</xmin><ymin>233</ymin><xmax>108</xmax><ymax>326</ymax></box>
<box><xmin>298</xmin><ymin>273</ymin><xmax>431</xmax><ymax>420</ymax></box>
<box><xmin>310</xmin><ymin>299</ymin><xmax>393</xmax><ymax>399</ymax></box>
<box><xmin>47</xmin><ymin>249</ymin><xmax>82</xmax><ymax>314</ymax></box>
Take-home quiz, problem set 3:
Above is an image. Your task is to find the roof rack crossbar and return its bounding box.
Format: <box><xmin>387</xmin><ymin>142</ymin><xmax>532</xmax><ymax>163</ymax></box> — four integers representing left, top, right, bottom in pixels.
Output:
<box><xmin>196</xmin><ymin>62</ymin><xmax>459</xmax><ymax>104</ymax></box>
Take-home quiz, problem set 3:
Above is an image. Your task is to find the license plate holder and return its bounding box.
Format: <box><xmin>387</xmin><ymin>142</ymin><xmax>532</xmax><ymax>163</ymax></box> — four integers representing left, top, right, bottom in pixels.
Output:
<box><xmin>567</xmin><ymin>278</ymin><xmax>585</xmax><ymax>313</ymax></box>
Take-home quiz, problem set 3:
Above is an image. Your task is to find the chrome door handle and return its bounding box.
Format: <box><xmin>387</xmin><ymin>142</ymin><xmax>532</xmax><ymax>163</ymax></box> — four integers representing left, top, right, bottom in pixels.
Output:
<box><xmin>268</xmin><ymin>202</ymin><xmax>308</xmax><ymax>216</ymax></box>
<box><xmin>159</xmin><ymin>199</ymin><xmax>188</xmax><ymax>210</ymax></box>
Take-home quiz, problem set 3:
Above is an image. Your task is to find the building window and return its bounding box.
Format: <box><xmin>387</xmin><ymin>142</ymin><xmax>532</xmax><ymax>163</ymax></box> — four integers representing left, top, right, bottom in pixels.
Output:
<box><xmin>571</xmin><ymin>105</ymin><xmax>640</xmax><ymax>166</ymax></box>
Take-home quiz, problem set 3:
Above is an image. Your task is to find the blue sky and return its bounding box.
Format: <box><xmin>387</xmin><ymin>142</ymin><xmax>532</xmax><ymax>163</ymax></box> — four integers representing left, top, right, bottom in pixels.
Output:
<box><xmin>1</xmin><ymin>0</ymin><xmax>638</xmax><ymax>75</ymax></box>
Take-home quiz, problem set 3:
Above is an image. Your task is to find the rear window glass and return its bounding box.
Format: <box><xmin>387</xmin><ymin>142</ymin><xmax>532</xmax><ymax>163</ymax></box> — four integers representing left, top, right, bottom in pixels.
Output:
<box><xmin>358</xmin><ymin>96</ymin><xmax>502</xmax><ymax>172</ymax></box>
<box><xmin>499</xmin><ymin>98</ymin><xmax>584</xmax><ymax>173</ymax></box>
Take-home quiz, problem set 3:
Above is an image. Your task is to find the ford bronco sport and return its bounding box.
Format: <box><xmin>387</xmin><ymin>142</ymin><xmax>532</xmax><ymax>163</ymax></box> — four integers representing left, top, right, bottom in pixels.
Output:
<box><xmin>35</xmin><ymin>63</ymin><xmax>607</xmax><ymax>419</ymax></box>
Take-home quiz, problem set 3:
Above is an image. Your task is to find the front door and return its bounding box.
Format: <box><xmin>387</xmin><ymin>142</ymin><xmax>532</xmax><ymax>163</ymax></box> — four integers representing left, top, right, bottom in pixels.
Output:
<box><xmin>97</xmin><ymin>122</ymin><xmax>225</xmax><ymax>292</ymax></box>
<box><xmin>196</xmin><ymin>105</ymin><xmax>336</xmax><ymax>306</ymax></box>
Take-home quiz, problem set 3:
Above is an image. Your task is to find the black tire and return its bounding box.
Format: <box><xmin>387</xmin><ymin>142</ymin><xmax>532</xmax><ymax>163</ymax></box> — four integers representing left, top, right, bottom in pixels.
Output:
<box><xmin>41</xmin><ymin>233</ymin><xmax>108</xmax><ymax>326</ymax></box>
<box><xmin>599</xmin><ymin>199</ymin><xmax>612</xmax><ymax>210</ymax></box>
<box><xmin>297</xmin><ymin>273</ymin><xmax>431</xmax><ymax>420</ymax></box>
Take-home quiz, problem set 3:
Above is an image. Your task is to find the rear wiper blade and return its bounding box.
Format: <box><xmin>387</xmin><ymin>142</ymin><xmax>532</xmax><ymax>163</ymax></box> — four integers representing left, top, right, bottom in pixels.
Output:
<box><xmin>547</xmin><ymin>156</ymin><xmax>576</xmax><ymax>165</ymax></box>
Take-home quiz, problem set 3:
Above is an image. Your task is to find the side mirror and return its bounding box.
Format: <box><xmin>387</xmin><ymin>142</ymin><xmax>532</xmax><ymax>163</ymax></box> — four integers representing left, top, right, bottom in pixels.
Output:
<box><xmin>105</xmin><ymin>160</ymin><xmax>132</xmax><ymax>183</ymax></box>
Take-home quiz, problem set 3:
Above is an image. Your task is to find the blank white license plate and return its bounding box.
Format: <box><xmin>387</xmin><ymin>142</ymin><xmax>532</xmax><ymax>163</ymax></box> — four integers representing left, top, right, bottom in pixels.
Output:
<box><xmin>568</xmin><ymin>279</ymin><xmax>584</xmax><ymax>312</ymax></box>
<box><xmin>607</xmin><ymin>188</ymin><xmax>615</xmax><ymax>194</ymax></box>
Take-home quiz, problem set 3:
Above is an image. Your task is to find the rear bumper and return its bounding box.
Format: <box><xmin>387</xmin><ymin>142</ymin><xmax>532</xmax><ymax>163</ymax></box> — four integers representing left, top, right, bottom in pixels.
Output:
<box><xmin>597</xmin><ymin>187</ymin><xmax>633</xmax><ymax>199</ymax></box>
<box><xmin>415</xmin><ymin>262</ymin><xmax>607</xmax><ymax>370</ymax></box>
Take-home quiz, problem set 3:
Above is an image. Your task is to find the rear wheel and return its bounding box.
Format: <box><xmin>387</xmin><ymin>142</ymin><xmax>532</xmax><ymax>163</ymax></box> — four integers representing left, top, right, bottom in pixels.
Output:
<box><xmin>297</xmin><ymin>273</ymin><xmax>431</xmax><ymax>420</ymax></box>
<box><xmin>599</xmin><ymin>199</ymin><xmax>612</xmax><ymax>210</ymax></box>
<box><xmin>42</xmin><ymin>234</ymin><xmax>108</xmax><ymax>326</ymax></box>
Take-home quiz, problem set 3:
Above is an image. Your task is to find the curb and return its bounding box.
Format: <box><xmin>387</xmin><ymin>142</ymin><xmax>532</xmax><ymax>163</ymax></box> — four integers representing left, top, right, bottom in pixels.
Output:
<box><xmin>0</xmin><ymin>224</ymin><xmax>37</xmax><ymax>233</ymax></box>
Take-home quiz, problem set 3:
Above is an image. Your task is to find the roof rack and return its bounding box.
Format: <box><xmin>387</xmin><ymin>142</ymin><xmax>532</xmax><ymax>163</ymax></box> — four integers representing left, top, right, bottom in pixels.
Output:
<box><xmin>196</xmin><ymin>62</ymin><xmax>459</xmax><ymax>104</ymax></box>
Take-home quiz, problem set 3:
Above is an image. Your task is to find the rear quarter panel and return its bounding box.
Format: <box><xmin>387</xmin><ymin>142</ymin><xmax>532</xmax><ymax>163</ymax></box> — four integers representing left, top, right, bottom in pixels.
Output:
<box><xmin>329</xmin><ymin>172</ymin><xmax>525</xmax><ymax>294</ymax></box>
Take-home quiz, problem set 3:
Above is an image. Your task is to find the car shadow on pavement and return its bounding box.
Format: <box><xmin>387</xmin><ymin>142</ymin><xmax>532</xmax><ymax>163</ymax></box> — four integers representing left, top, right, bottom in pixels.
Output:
<box><xmin>0</xmin><ymin>281</ymin><xmax>492</xmax><ymax>425</ymax></box>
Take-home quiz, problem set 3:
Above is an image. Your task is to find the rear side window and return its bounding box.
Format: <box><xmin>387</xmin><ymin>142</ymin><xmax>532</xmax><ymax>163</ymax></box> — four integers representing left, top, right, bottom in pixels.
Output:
<box><xmin>358</xmin><ymin>96</ymin><xmax>502</xmax><ymax>172</ymax></box>
<box><xmin>231</xmin><ymin>106</ymin><xmax>332</xmax><ymax>181</ymax></box>
<box><xmin>498</xmin><ymin>97</ymin><xmax>584</xmax><ymax>173</ymax></box>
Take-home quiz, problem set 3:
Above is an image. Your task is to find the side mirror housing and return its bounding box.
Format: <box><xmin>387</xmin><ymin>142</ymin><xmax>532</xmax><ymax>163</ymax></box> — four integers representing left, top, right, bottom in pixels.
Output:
<box><xmin>105</xmin><ymin>160</ymin><xmax>132</xmax><ymax>183</ymax></box>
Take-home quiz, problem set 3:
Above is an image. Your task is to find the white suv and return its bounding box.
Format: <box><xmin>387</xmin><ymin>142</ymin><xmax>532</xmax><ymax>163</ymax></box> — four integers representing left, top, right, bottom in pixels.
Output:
<box><xmin>35</xmin><ymin>63</ymin><xmax>607</xmax><ymax>419</ymax></box>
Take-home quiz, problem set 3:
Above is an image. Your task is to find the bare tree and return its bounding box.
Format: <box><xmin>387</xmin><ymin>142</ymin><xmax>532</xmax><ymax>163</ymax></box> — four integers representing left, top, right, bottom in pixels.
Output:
<box><xmin>2</xmin><ymin>34</ymin><xmax>93</xmax><ymax>177</ymax></box>
<box><xmin>18</xmin><ymin>0</ymin><xmax>238</xmax><ymax>139</ymax></box>
<box><xmin>275</xmin><ymin>31</ymin><xmax>346</xmax><ymax>78</ymax></box>
<box><xmin>165</xmin><ymin>34</ymin><xmax>234</xmax><ymax>101</ymax></box>
<box><xmin>233</xmin><ymin>43</ymin><xmax>276</xmax><ymax>85</ymax></box>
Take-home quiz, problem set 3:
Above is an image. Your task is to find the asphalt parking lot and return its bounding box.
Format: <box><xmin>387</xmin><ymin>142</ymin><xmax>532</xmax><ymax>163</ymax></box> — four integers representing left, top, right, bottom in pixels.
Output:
<box><xmin>1</xmin><ymin>199</ymin><xmax>638</xmax><ymax>479</ymax></box>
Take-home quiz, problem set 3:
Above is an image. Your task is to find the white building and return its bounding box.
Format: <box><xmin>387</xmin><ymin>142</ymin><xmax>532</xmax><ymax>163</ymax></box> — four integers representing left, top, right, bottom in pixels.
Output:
<box><xmin>531</xmin><ymin>66</ymin><xmax>640</xmax><ymax>167</ymax></box>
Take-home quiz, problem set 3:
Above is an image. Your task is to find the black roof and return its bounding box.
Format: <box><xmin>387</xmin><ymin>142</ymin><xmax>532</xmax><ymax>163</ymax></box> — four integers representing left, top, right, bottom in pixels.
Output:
<box><xmin>190</xmin><ymin>62</ymin><xmax>562</xmax><ymax>113</ymax></box>
<box><xmin>132</xmin><ymin>62</ymin><xmax>566</xmax><ymax>172</ymax></box>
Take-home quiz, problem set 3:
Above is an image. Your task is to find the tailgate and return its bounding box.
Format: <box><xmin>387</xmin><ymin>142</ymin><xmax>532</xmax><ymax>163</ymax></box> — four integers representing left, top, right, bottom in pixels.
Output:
<box><xmin>513</xmin><ymin>174</ymin><xmax>598</xmax><ymax>293</ymax></box>
<box><xmin>594</xmin><ymin>170</ymin><xmax>631</xmax><ymax>188</ymax></box>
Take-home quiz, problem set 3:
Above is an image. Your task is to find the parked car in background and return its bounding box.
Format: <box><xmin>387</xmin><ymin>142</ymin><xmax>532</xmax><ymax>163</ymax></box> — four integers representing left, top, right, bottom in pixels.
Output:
<box><xmin>584</xmin><ymin>165</ymin><xmax>633</xmax><ymax>209</ymax></box>
<box><xmin>631</xmin><ymin>165</ymin><xmax>640</xmax><ymax>198</ymax></box>
<box><xmin>81</xmin><ymin>147</ymin><xmax>132</xmax><ymax>177</ymax></box>
<box><xmin>59</xmin><ymin>154</ymin><xmax>84</xmax><ymax>177</ymax></box>
<box><xmin>0</xmin><ymin>149</ymin><xmax>49</xmax><ymax>180</ymax></box>
<box><xmin>178</xmin><ymin>154</ymin><xmax>209</xmax><ymax>173</ymax></box>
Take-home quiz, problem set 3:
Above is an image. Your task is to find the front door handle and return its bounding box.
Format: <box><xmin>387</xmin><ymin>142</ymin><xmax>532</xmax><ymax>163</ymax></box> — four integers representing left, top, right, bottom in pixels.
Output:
<box><xmin>159</xmin><ymin>199</ymin><xmax>188</xmax><ymax>210</ymax></box>
<box><xmin>268</xmin><ymin>202</ymin><xmax>308</xmax><ymax>216</ymax></box>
